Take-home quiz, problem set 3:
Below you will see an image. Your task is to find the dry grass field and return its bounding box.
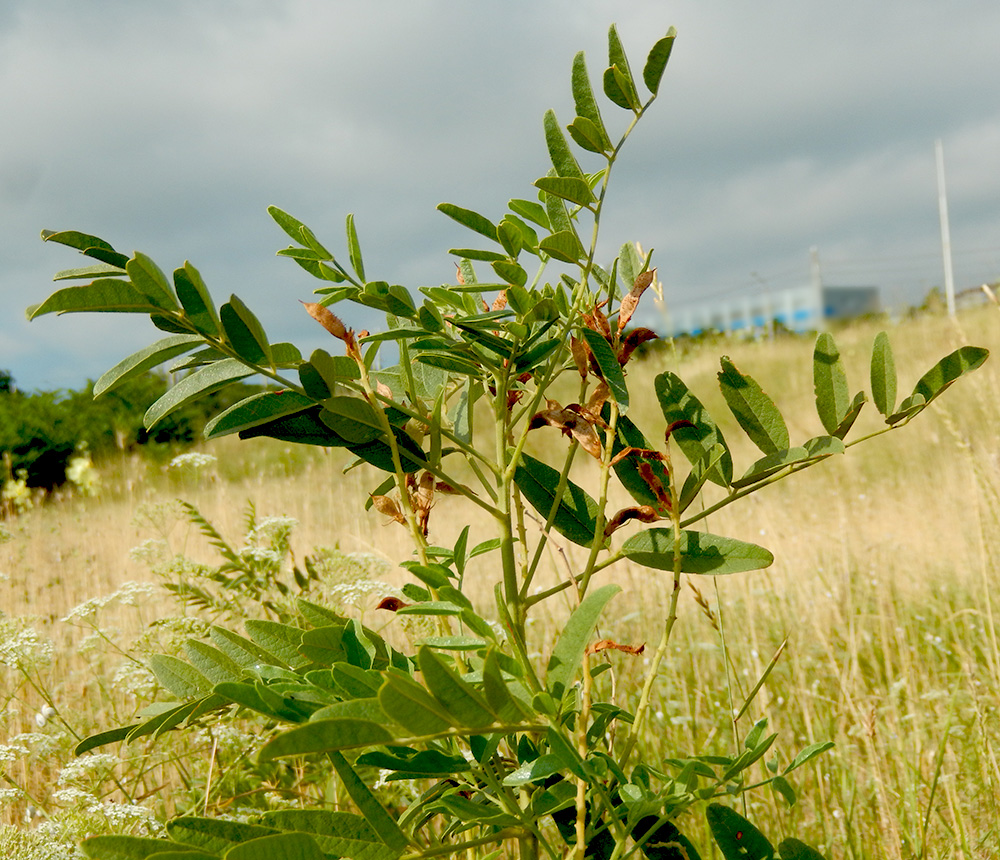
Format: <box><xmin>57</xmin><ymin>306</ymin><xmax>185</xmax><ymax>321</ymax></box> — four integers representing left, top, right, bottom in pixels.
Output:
<box><xmin>2</xmin><ymin>304</ymin><xmax>999</xmax><ymax>859</ymax></box>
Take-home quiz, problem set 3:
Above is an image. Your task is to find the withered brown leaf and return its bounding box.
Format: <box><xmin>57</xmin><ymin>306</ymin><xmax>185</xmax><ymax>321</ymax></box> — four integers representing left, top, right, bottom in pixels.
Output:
<box><xmin>618</xmin><ymin>327</ymin><xmax>658</xmax><ymax>366</ymax></box>
<box><xmin>586</xmin><ymin>638</ymin><xmax>646</xmax><ymax>656</ymax></box>
<box><xmin>377</xmin><ymin>596</ymin><xmax>408</xmax><ymax>612</ymax></box>
<box><xmin>617</xmin><ymin>268</ymin><xmax>656</xmax><ymax>335</ymax></box>
<box><xmin>529</xmin><ymin>400</ymin><xmax>602</xmax><ymax>458</ymax></box>
<box><xmin>371</xmin><ymin>494</ymin><xmax>406</xmax><ymax>526</ymax></box>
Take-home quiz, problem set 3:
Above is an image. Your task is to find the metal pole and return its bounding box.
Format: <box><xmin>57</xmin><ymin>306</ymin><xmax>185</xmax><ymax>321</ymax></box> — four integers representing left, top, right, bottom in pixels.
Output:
<box><xmin>935</xmin><ymin>139</ymin><xmax>957</xmax><ymax>317</ymax></box>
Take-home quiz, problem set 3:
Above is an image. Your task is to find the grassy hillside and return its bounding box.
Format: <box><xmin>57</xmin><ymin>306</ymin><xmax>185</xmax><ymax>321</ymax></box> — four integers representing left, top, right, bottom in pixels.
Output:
<box><xmin>1</xmin><ymin>305</ymin><xmax>998</xmax><ymax>858</ymax></box>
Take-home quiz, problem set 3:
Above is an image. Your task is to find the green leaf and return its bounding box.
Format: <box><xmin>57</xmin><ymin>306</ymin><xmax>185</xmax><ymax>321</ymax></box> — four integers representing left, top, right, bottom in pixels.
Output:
<box><xmin>547</xmin><ymin>583</ymin><xmax>621</xmax><ymax>700</ymax></box>
<box><xmin>886</xmin><ymin>393</ymin><xmax>926</xmax><ymax>425</ymax></box>
<box><xmin>261</xmin><ymin>811</ymin><xmax>399</xmax><ymax>860</ymax></box>
<box><xmin>571</xmin><ymin>52</ymin><xmax>612</xmax><ymax>150</ymax></box>
<box><xmin>813</xmin><ymin>333</ymin><xmax>850</xmax><ymax>435</ymax></box>
<box><xmin>833</xmin><ymin>390</ymin><xmax>867</xmax><ymax>438</ymax></box>
<box><xmin>259</xmin><ymin>718</ymin><xmax>394</xmax><ymax>759</ymax></box>
<box><xmin>543</xmin><ymin>109</ymin><xmax>586</xmax><ymax>180</ymax></box>
<box><xmin>870</xmin><ymin>331</ymin><xmax>897</xmax><ymax>417</ymax></box>
<box><xmin>508</xmin><ymin>198</ymin><xmax>550</xmax><ymax>230</ymax></box>
<box><xmin>566</xmin><ymin>116</ymin><xmax>609</xmax><ymax>155</ymax></box>
<box><xmin>224</xmin><ymin>832</ymin><xmax>327</xmax><ymax>860</ymax></box>
<box><xmin>173</xmin><ymin>263</ymin><xmax>220</xmax><ymax>337</ymax></box>
<box><xmin>268</xmin><ymin>205</ymin><xmax>313</xmax><ymax>245</ymax></box>
<box><xmin>534</xmin><ymin>176</ymin><xmax>596</xmax><ymax>208</ymax></box>
<box><xmin>778</xmin><ymin>838</ymin><xmax>827</xmax><ymax>860</ymax></box>
<box><xmin>220</xmin><ymin>295</ymin><xmax>272</xmax><ymax>367</ymax></box>
<box><xmin>345</xmin><ymin>213</ymin><xmax>366</xmax><ymax>281</ymax></box>
<box><xmin>912</xmin><ymin>345</ymin><xmax>989</xmax><ymax>405</ymax></box>
<box><xmin>319</xmin><ymin>396</ymin><xmax>383</xmax><ymax>444</ymax></box>
<box><xmin>802</xmin><ymin>435</ymin><xmax>845</xmax><ymax>459</ymax></box>
<box><xmin>210</xmin><ymin>626</ymin><xmax>283</xmax><ymax>669</ymax></box>
<box><xmin>621</xmin><ymin>529</ymin><xmax>773</xmax><ymax>575</ymax></box>
<box><xmin>679</xmin><ymin>443</ymin><xmax>728</xmax><ymax>513</ymax></box>
<box><xmin>417</xmin><ymin>647</ymin><xmax>495</xmax><ymax>728</ymax></box>
<box><xmin>144</xmin><ymin>359</ymin><xmax>255</xmax><ymax>429</ymax></box>
<box><xmin>27</xmin><ymin>279</ymin><xmax>165</xmax><ymax>319</ymax></box>
<box><xmin>309</xmin><ymin>698</ymin><xmax>388</xmax><ymax>724</ymax></box>
<box><xmin>239</xmin><ymin>406</ymin><xmax>347</xmax><ymax>448</ymax></box>
<box><xmin>771</xmin><ymin>776</ymin><xmax>797</xmax><ymax>808</ymax></box>
<box><xmin>784</xmin><ymin>741</ymin><xmax>835</xmax><ymax>774</ymax></box>
<box><xmin>706</xmin><ymin>804</ymin><xmax>775</xmax><ymax>860</ymax></box>
<box><xmin>582</xmin><ymin>328</ymin><xmax>628</xmax><ymax>411</ymax></box>
<box><xmin>378</xmin><ymin>672</ymin><xmax>453</xmax><ymax>735</ymax></box>
<box><xmin>718</xmin><ymin>356</ymin><xmax>789</xmax><ymax>455</ymax></box>
<box><xmin>74</xmin><ymin>725</ymin><xmax>139</xmax><ymax>756</ymax></box>
<box><xmin>205</xmin><ymin>391</ymin><xmax>316</xmax><ymax>439</ymax></box>
<box><xmin>437</xmin><ymin>203</ymin><xmax>499</xmax><ymax>242</ymax></box>
<box><xmin>538</xmin><ymin>230</ymin><xmax>585</xmax><ymax>264</ymax></box>
<box><xmin>642</xmin><ymin>28</ymin><xmax>677</xmax><ymax>94</ymax></box>
<box><xmin>94</xmin><ymin>335</ymin><xmax>202</xmax><ymax>397</ymax></box>
<box><xmin>80</xmin><ymin>835</ymin><xmax>193</xmax><ymax>859</ymax></box>
<box><xmin>42</xmin><ymin>228</ymin><xmax>130</xmax><ymax>268</ymax></box>
<box><xmin>327</xmin><ymin>750</ymin><xmax>410</xmax><ymax>853</ymax></box>
<box><xmin>492</xmin><ymin>260</ymin><xmax>528</xmax><ymax>287</ymax></box>
<box><xmin>127</xmin><ymin>252</ymin><xmax>178</xmax><ymax>310</ymax></box>
<box><xmin>357</xmin><ymin>748</ymin><xmax>470</xmax><ymax>778</ymax></box>
<box><xmin>731</xmin><ymin>448</ymin><xmax>809</xmax><ymax>489</ymax></box>
<box><xmin>545</xmin><ymin>725</ymin><xmax>587</xmax><ymax>779</ymax></box>
<box><xmin>54</xmin><ymin>262</ymin><xmax>127</xmax><ymax>281</ymax></box>
<box><xmin>513</xmin><ymin>453</ymin><xmax>601</xmax><ymax>548</ymax></box>
<box><xmin>607</xmin><ymin>25</ymin><xmax>640</xmax><ymax>107</ymax></box>
<box><xmin>244</xmin><ymin>620</ymin><xmax>308</xmax><ymax>668</ymax></box>
<box><xmin>149</xmin><ymin>654</ymin><xmax>213</xmax><ymax>699</ymax></box>
<box><xmin>167</xmin><ymin>818</ymin><xmax>277</xmax><ymax>854</ymax></box>
<box><xmin>655</xmin><ymin>372</ymin><xmax>732</xmax><ymax>486</ymax></box>
<box><xmin>184</xmin><ymin>641</ymin><xmax>243</xmax><ymax>685</ymax></box>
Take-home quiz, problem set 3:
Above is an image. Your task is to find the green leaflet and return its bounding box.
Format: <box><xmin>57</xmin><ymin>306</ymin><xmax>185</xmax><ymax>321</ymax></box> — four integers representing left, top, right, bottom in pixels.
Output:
<box><xmin>534</xmin><ymin>176</ymin><xmax>596</xmax><ymax>208</ymax></box>
<box><xmin>244</xmin><ymin>620</ymin><xmax>308</xmax><ymax>668</ymax></box>
<box><xmin>80</xmin><ymin>834</ymin><xmax>205</xmax><ymax>860</ymax></box>
<box><xmin>912</xmin><ymin>345</ymin><xmax>989</xmax><ymax>405</ymax></box>
<box><xmin>167</xmin><ymin>818</ymin><xmax>277</xmax><ymax>854</ymax></box>
<box><xmin>74</xmin><ymin>725</ymin><xmax>139</xmax><ymax>756</ymax></box>
<box><xmin>582</xmin><ymin>328</ymin><xmax>629</xmax><ymax>411</ymax></box>
<box><xmin>547</xmin><ymin>584</ymin><xmax>621</xmax><ymax>701</ymax></box>
<box><xmin>345</xmin><ymin>213</ymin><xmax>365</xmax><ymax>281</ymax></box>
<box><xmin>605</xmin><ymin>25</ymin><xmax>640</xmax><ymax>109</ymax></box>
<box><xmin>508</xmin><ymin>197</ymin><xmax>550</xmax><ymax>230</ymax></box>
<box><xmin>777</xmin><ymin>838</ymin><xmax>827</xmax><ymax>860</ymax></box>
<box><xmin>654</xmin><ymin>371</ymin><xmax>733</xmax><ymax>486</ymax></box>
<box><xmin>417</xmin><ymin>647</ymin><xmax>495</xmax><ymax>728</ymax></box>
<box><xmin>184</xmin><ymin>640</ymin><xmax>243</xmax><ymax>685</ymax></box>
<box><xmin>319</xmin><ymin>396</ymin><xmax>383</xmax><ymax>444</ymax></box>
<box><xmin>642</xmin><ymin>28</ymin><xmax>677</xmax><ymax>94</ymax></box>
<box><xmin>679</xmin><ymin>443</ymin><xmax>728</xmax><ymax>513</ymax></box>
<box><xmin>513</xmin><ymin>453</ymin><xmax>601</xmax><ymax>548</ymax></box>
<box><xmin>539</xmin><ymin>229</ymin><xmax>585</xmax><ymax>264</ymax></box>
<box><xmin>571</xmin><ymin>51</ymin><xmax>612</xmax><ymax>151</ymax></box>
<box><xmin>149</xmin><ymin>654</ymin><xmax>213</xmax><ymax>699</ymax></box>
<box><xmin>706</xmin><ymin>804</ymin><xmax>775</xmax><ymax>860</ymax></box>
<box><xmin>220</xmin><ymin>295</ymin><xmax>272</xmax><ymax>367</ymax></box>
<box><xmin>436</xmin><ymin>203</ymin><xmax>499</xmax><ymax>242</ymax></box>
<box><xmin>143</xmin><ymin>359</ymin><xmax>255</xmax><ymax>429</ymax></box>
<box><xmin>543</xmin><ymin>109</ymin><xmax>587</xmax><ymax>181</ymax></box>
<box><xmin>225</xmin><ymin>832</ymin><xmax>327</xmax><ymax>860</ymax></box>
<box><xmin>718</xmin><ymin>356</ymin><xmax>789</xmax><ymax>455</ymax></box>
<box><xmin>259</xmin><ymin>718</ymin><xmax>394</xmax><ymax>759</ymax></box>
<box><xmin>94</xmin><ymin>334</ymin><xmax>202</xmax><ymax>396</ymax></box>
<box><xmin>261</xmin><ymin>810</ymin><xmax>400</xmax><ymax>860</ymax></box>
<box><xmin>205</xmin><ymin>391</ymin><xmax>315</xmax><ymax>439</ymax></box>
<box><xmin>621</xmin><ymin>528</ymin><xmax>773</xmax><ymax>575</ymax></box>
<box><xmin>833</xmin><ymin>390</ymin><xmax>867</xmax><ymax>438</ymax></box>
<box><xmin>40</xmin><ymin>228</ymin><xmax>130</xmax><ymax>268</ymax></box>
<box><xmin>210</xmin><ymin>626</ymin><xmax>283</xmax><ymax>669</ymax></box>
<box><xmin>126</xmin><ymin>252</ymin><xmax>178</xmax><ymax>311</ymax></box>
<box><xmin>813</xmin><ymin>333</ymin><xmax>850</xmax><ymax>435</ymax></box>
<box><xmin>378</xmin><ymin>671</ymin><xmax>453</xmax><ymax>736</ymax></box>
<box><xmin>173</xmin><ymin>263</ymin><xmax>220</xmax><ymax>337</ymax></box>
<box><xmin>731</xmin><ymin>448</ymin><xmax>809</xmax><ymax>489</ymax></box>
<box><xmin>27</xmin><ymin>278</ymin><xmax>164</xmax><ymax>319</ymax></box>
<box><xmin>239</xmin><ymin>406</ymin><xmax>348</xmax><ymax>448</ymax></box>
<box><xmin>567</xmin><ymin>116</ymin><xmax>608</xmax><ymax>154</ymax></box>
<box><xmin>870</xmin><ymin>331</ymin><xmax>897</xmax><ymax>417</ymax></box>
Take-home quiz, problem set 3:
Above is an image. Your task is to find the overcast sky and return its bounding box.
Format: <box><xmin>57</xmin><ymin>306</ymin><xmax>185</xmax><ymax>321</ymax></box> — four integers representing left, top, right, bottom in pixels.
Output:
<box><xmin>3</xmin><ymin>0</ymin><xmax>999</xmax><ymax>391</ymax></box>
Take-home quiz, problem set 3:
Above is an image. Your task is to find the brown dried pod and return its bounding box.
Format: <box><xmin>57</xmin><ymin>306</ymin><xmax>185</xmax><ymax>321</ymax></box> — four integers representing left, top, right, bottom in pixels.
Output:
<box><xmin>491</xmin><ymin>291</ymin><xmax>508</xmax><ymax>312</ymax></box>
<box><xmin>371</xmin><ymin>494</ymin><xmax>406</xmax><ymax>526</ymax></box>
<box><xmin>571</xmin><ymin>336</ymin><xmax>590</xmax><ymax>378</ymax></box>
<box><xmin>412</xmin><ymin>471</ymin><xmax>435</xmax><ymax>536</ymax></box>
<box><xmin>638</xmin><ymin>461</ymin><xmax>672</xmax><ymax>512</ymax></box>
<box><xmin>604</xmin><ymin>505</ymin><xmax>662</xmax><ymax>537</ymax></box>
<box><xmin>529</xmin><ymin>400</ymin><xmax>602</xmax><ymax>459</ymax></box>
<box><xmin>617</xmin><ymin>268</ymin><xmax>656</xmax><ymax>335</ymax></box>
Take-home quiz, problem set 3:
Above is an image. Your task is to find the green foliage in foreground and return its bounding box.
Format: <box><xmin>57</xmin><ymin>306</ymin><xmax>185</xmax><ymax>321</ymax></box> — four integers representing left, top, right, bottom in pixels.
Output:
<box><xmin>28</xmin><ymin>22</ymin><xmax>987</xmax><ymax>860</ymax></box>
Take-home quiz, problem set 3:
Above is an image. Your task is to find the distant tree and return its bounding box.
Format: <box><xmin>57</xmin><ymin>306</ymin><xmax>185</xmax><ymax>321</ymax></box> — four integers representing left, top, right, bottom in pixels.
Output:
<box><xmin>0</xmin><ymin>370</ymin><xmax>12</xmax><ymax>394</ymax></box>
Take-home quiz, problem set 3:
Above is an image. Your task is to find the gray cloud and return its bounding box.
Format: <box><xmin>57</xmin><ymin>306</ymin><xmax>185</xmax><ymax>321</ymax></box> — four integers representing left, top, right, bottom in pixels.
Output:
<box><xmin>3</xmin><ymin>0</ymin><xmax>998</xmax><ymax>390</ymax></box>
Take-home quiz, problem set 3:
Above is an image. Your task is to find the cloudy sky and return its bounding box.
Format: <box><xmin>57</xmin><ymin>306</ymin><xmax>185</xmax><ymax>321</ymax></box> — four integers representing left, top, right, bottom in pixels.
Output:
<box><xmin>3</xmin><ymin>0</ymin><xmax>999</xmax><ymax>391</ymax></box>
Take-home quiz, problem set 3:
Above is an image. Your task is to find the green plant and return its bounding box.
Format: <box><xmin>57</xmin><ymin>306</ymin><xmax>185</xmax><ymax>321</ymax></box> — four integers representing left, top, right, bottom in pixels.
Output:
<box><xmin>27</xmin><ymin>23</ymin><xmax>988</xmax><ymax>860</ymax></box>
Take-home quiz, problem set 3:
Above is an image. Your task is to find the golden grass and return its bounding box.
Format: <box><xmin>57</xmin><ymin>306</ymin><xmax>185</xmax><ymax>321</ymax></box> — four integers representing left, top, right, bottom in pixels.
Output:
<box><xmin>2</xmin><ymin>304</ymin><xmax>1000</xmax><ymax>857</ymax></box>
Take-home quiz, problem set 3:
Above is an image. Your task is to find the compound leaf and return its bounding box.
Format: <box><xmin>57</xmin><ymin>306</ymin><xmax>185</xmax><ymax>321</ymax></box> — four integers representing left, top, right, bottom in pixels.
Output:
<box><xmin>718</xmin><ymin>357</ymin><xmax>788</xmax><ymax>455</ymax></box>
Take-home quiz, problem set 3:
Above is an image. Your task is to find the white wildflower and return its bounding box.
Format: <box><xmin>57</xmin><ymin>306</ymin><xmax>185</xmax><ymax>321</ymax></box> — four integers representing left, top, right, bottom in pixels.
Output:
<box><xmin>0</xmin><ymin>786</ymin><xmax>25</xmax><ymax>805</ymax></box>
<box><xmin>168</xmin><ymin>452</ymin><xmax>218</xmax><ymax>470</ymax></box>
<box><xmin>0</xmin><ymin>626</ymin><xmax>54</xmax><ymax>668</ymax></box>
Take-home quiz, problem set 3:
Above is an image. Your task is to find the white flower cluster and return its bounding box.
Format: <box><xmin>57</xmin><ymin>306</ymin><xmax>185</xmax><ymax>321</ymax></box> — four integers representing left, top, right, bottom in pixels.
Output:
<box><xmin>1</xmin><ymin>470</ymin><xmax>33</xmax><ymax>513</ymax></box>
<box><xmin>61</xmin><ymin>581</ymin><xmax>157</xmax><ymax>623</ymax></box>
<box><xmin>326</xmin><ymin>579</ymin><xmax>401</xmax><ymax>608</ymax></box>
<box><xmin>167</xmin><ymin>452</ymin><xmax>218</xmax><ymax>470</ymax></box>
<box><xmin>65</xmin><ymin>452</ymin><xmax>99</xmax><ymax>496</ymax></box>
<box><xmin>57</xmin><ymin>752</ymin><xmax>120</xmax><ymax>788</ymax></box>
<box><xmin>247</xmin><ymin>516</ymin><xmax>298</xmax><ymax>544</ymax></box>
<box><xmin>0</xmin><ymin>625</ymin><xmax>54</xmax><ymax>669</ymax></box>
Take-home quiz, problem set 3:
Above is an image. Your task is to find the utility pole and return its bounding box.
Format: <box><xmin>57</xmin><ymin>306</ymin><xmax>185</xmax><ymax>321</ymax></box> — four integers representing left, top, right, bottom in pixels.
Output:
<box><xmin>809</xmin><ymin>246</ymin><xmax>823</xmax><ymax>329</ymax></box>
<box><xmin>935</xmin><ymin>139</ymin><xmax>957</xmax><ymax>317</ymax></box>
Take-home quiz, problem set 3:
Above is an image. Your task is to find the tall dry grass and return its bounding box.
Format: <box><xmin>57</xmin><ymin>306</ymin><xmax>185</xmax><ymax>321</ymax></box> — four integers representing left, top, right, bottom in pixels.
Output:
<box><xmin>1</xmin><ymin>304</ymin><xmax>998</xmax><ymax>857</ymax></box>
